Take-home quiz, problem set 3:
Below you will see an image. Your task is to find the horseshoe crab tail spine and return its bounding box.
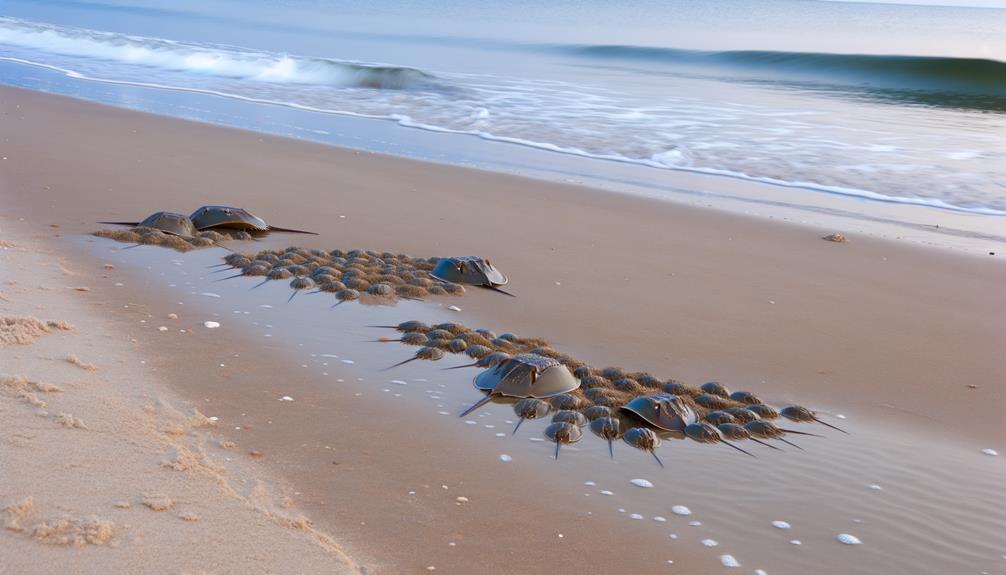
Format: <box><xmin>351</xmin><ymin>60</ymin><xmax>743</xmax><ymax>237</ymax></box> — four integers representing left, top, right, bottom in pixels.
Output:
<box><xmin>779</xmin><ymin>428</ymin><xmax>824</xmax><ymax>438</ymax></box>
<box><xmin>330</xmin><ymin>300</ymin><xmax>347</xmax><ymax>309</ymax></box>
<box><xmin>442</xmin><ymin>362</ymin><xmax>478</xmax><ymax>370</ymax></box>
<box><xmin>207</xmin><ymin>262</ymin><xmax>230</xmax><ymax>269</ymax></box>
<box><xmin>777</xmin><ymin>437</ymin><xmax>804</xmax><ymax>451</ymax></box>
<box><xmin>252</xmin><ymin>278</ymin><xmax>270</xmax><ymax>289</ymax></box>
<box><xmin>813</xmin><ymin>417</ymin><xmax>849</xmax><ymax>434</ymax></box>
<box><xmin>651</xmin><ymin>451</ymin><xmax>664</xmax><ymax>468</ymax></box>
<box><xmin>382</xmin><ymin>356</ymin><xmax>419</xmax><ymax>371</ymax></box>
<box><xmin>483</xmin><ymin>285</ymin><xmax>517</xmax><ymax>298</ymax></box>
<box><xmin>120</xmin><ymin>243</ymin><xmax>144</xmax><ymax>250</ymax></box>
<box><xmin>554</xmin><ymin>442</ymin><xmax>561</xmax><ymax>460</ymax></box>
<box><xmin>459</xmin><ymin>395</ymin><xmax>493</xmax><ymax>418</ymax></box>
<box><xmin>721</xmin><ymin>439</ymin><xmax>756</xmax><ymax>458</ymax></box>
<box><xmin>216</xmin><ymin>273</ymin><xmax>246</xmax><ymax>282</ymax></box>
<box><xmin>608</xmin><ymin>439</ymin><xmax>614</xmax><ymax>460</ymax></box>
<box><xmin>266</xmin><ymin>225</ymin><xmax>318</xmax><ymax>235</ymax></box>
<box><xmin>512</xmin><ymin>417</ymin><xmax>527</xmax><ymax>435</ymax></box>
<box><xmin>751</xmin><ymin>438</ymin><xmax>784</xmax><ymax>451</ymax></box>
<box><xmin>287</xmin><ymin>291</ymin><xmax>299</xmax><ymax>303</ymax></box>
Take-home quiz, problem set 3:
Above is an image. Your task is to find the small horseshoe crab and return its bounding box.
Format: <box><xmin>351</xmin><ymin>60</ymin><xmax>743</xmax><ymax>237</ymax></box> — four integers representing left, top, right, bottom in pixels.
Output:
<box><xmin>189</xmin><ymin>205</ymin><xmax>316</xmax><ymax>235</ymax></box>
<box><xmin>683</xmin><ymin>422</ymin><xmax>755</xmax><ymax>458</ymax></box>
<box><xmin>589</xmin><ymin>416</ymin><xmax>622</xmax><ymax>459</ymax></box>
<box><xmin>623</xmin><ymin>427</ymin><xmax>664</xmax><ymax>467</ymax></box>
<box><xmin>512</xmin><ymin>398</ymin><xmax>551</xmax><ymax>434</ymax></box>
<box><xmin>619</xmin><ymin>394</ymin><xmax>697</xmax><ymax>435</ymax></box>
<box><xmin>716</xmin><ymin>423</ymin><xmax>783</xmax><ymax>451</ymax></box>
<box><xmin>544</xmin><ymin>422</ymin><xmax>582</xmax><ymax>460</ymax></box>
<box><xmin>384</xmin><ymin>345</ymin><xmax>444</xmax><ymax>370</ymax></box>
<box><xmin>460</xmin><ymin>354</ymin><xmax>580</xmax><ymax>417</ymax></box>
<box><xmin>744</xmin><ymin>419</ymin><xmax>822</xmax><ymax>450</ymax></box>
<box><xmin>99</xmin><ymin>211</ymin><xmax>198</xmax><ymax>238</ymax></box>
<box><xmin>430</xmin><ymin>256</ymin><xmax>514</xmax><ymax>297</ymax></box>
<box><xmin>780</xmin><ymin>405</ymin><xmax>848</xmax><ymax>434</ymax></box>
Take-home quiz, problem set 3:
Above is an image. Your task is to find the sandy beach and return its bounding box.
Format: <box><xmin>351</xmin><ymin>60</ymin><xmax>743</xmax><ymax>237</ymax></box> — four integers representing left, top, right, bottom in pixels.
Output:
<box><xmin>2</xmin><ymin>86</ymin><xmax>1005</xmax><ymax>574</ymax></box>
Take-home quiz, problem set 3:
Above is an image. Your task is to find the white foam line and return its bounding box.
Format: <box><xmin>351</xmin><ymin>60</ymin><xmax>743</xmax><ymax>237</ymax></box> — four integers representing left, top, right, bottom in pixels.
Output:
<box><xmin>4</xmin><ymin>55</ymin><xmax>1003</xmax><ymax>217</ymax></box>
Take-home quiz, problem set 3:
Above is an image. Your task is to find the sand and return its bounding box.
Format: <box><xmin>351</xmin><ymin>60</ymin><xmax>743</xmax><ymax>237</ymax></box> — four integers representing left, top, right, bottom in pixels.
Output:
<box><xmin>0</xmin><ymin>220</ymin><xmax>359</xmax><ymax>573</ymax></box>
<box><xmin>1</xmin><ymin>85</ymin><xmax>1004</xmax><ymax>574</ymax></box>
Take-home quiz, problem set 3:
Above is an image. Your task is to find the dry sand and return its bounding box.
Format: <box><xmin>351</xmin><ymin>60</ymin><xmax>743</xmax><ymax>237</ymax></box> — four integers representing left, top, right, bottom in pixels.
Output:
<box><xmin>0</xmin><ymin>222</ymin><xmax>359</xmax><ymax>573</ymax></box>
<box><xmin>1</xmin><ymin>85</ymin><xmax>1004</xmax><ymax>574</ymax></box>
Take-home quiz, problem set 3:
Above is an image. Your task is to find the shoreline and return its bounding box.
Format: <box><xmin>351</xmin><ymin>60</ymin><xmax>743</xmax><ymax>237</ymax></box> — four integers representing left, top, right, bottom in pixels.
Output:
<box><xmin>2</xmin><ymin>74</ymin><xmax>1004</xmax><ymax>256</ymax></box>
<box><xmin>2</xmin><ymin>85</ymin><xmax>1004</xmax><ymax>574</ymax></box>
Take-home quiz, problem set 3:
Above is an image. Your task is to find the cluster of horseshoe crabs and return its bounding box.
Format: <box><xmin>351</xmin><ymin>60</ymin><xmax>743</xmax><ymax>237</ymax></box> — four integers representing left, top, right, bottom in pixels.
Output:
<box><xmin>211</xmin><ymin>246</ymin><xmax>514</xmax><ymax>305</ymax></box>
<box><xmin>374</xmin><ymin>320</ymin><xmax>846</xmax><ymax>465</ymax></box>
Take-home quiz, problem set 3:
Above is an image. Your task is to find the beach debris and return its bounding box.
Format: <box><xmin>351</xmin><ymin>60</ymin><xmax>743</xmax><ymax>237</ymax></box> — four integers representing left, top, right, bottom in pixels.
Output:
<box><xmin>1</xmin><ymin>316</ymin><xmax>73</xmax><ymax>346</ymax></box>
<box><xmin>279</xmin><ymin>396</ymin><xmax>294</xmax><ymax>402</ymax></box>
<box><xmin>837</xmin><ymin>533</ymin><xmax>862</xmax><ymax>545</ymax></box>
<box><xmin>671</xmin><ymin>505</ymin><xmax>691</xmax><ymax>516</ymax></box>
<box><xmin>203</xmin><ymin>321</ymin><xmax>221</xmax><ymax>329</ymax></box>
<box><xmin>702</xmin><ymin>539</ymin><xmax>719</xmax><ymax>547</ymax></box>
<box><xmin>822</xmin><ymin>233</ymin><xmax>848</xmax><ymax>243</ymax></box>
<box><xmin>772</xmin><ymin>520</ymin><xmax>791</xmax><ymax>529</ymax></box>
<box><xmin>629</xmin><ymin>478</ymin><xmax>653</xmax><ymax>488</ymax></box>
<box><xmin>981</xmin><ymin>448</ymin><xmax>998</xmax><ymax>456</ymax></box>
<box><xmin>430</xmin><ymin>256</ymin><xmax>514</xmax><ymax>296</ymax></box>
<box><xmin>460</xmin><ymin>354</ymin><xmax>579</xmax><ymax>417</ymax></box>
<box><xmin>189</xmin><ymin>205</ymin><xmax>316</xmax><ymax>234</ymax></box>
<box><xmin>499</xmin><ymin>454</ymin><xmax>512</xmax><ymax>462</ymax></box>
<box><xmin>544</xmin><ymin>421</ymin><xmax>582</xmax><ymax>459</ymax></box>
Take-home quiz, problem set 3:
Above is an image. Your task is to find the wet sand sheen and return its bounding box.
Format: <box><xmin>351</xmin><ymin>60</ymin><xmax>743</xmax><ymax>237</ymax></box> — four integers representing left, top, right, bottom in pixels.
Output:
<box><xmin>2</xmin><ymin>86</ymin><xmax>1005</xmax><ymax>574</ymax></box>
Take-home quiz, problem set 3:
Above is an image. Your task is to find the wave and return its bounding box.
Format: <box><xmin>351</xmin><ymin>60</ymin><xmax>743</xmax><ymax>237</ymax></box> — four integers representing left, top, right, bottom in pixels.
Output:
<box><xmin>0</xmin><ymin>17</ymin><xmax>436</xmax><ymax>90</ymax></box>
<box><xmin>564</xmin><ymin>44</ymin><xmax>1006</xmax><ymax>107</ymax></box>
<box><xmin>4</xmin><ymin>54</ymin><xmax>1004</xmax><ymax>217</ymax></box>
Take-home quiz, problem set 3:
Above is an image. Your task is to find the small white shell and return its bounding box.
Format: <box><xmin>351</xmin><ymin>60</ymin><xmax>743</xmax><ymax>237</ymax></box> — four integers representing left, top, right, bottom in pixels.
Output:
<box><xmin>671</xmin><ymin>505</ymin><xmax>691</xmax><ymax>516</ymax></box>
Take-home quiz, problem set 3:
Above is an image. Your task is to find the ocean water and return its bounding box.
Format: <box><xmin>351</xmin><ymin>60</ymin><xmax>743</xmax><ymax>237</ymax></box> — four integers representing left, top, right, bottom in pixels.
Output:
<box><xmin>2</xmin><ymin>0</ymin><xmax>1005</xmax><ymax>243</ymax></box>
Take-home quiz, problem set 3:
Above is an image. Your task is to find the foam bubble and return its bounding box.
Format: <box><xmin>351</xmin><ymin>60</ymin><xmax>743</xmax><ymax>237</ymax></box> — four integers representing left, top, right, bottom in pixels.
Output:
<box><xmin>837</xmin><ymin>533</ymin><xmax>862</xmax><ymax>545</ymax></box>
<box><xmin>719</xmin><ymin>555</ymin><xmax>740</xmax><ymax>568</ymax></box>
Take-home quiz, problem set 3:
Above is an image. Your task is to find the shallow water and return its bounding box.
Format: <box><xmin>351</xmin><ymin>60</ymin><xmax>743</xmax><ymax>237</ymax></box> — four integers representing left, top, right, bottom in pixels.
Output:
<box><xmin>3</xmin><ymin>0</ymin><xmax>1006</xmax><ymax>249</ymax></box>
<box><xmin>85</xmin><ymin>237</ymin><xmax>1006</xmax><ymax>575</ymax></box>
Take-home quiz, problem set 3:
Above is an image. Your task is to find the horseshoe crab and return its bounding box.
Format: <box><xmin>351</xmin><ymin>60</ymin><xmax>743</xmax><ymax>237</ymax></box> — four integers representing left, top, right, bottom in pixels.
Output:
<box><xmin>512</xmin><ymin>398</ymin><xmax>551</xmax><ymax>434</ymax></box>
<box><xmin>582</xmin><ymin>405</ymin><xmax>613</xmax><ymax>421</ymax></box>
<box><xmin>544</xmin><ymin>422</ymin><xmax>582</xmax><ymax>460</ymax></box>
<box><xmin>780</xmin><ymin>405</ymin><xmax>848</xmax><ymax>434</ymax></box>
<box><xmin>372</xmin><ymin>332</ymin><xmax>429</xmax><ymax>346</ymax></box>
<box><xmin>716</xmin><ymin>423</ymin><xmax>783</xmax><ymax>451</ymax></box>
<box><xmin>729</xmin><ymin>391</ymin><xmax>763</xmax><ymax>405</ymax></box>
<box><xmin>189</xmin><ymin>205</ymin><xmax>316</xmax><ymax>234</ymax></box>
<box><xmin>589</xmin><ymin>416</ymin><xmax>622</xmax><ymax>459</ymax></box>
<box><xmin>684</xmin><ymin>422</ymin><xmax>755</xmax><ymax>457</ymax></box>
<box><xmin>460</xmin><ymin>354</ymin><xmax>579</xmax><ymax>417</ymax></box>
<box><xmin>430</xmin><ymin>256</ymin><xmax>514</xmax><ymax>297</ymax></box>
<box><xmin>384</xmin><ymin>345</ymin><xmax>444</xmax><ymax>370</ymax></box>
<box><xmin>287</xmin><ymin>276</ymin><xmax>315</xmax><ymax>303</ymax></box>
<box><xmin>700</xmin><ymin>382</ymin><xmax>730</xmax><ymax>398</ymax></box>
<box><xmin>623</xmin><ymin>427</ymin><xmax>664</xmax><ymax>467</ymax></box>
<box><xmin>100</xmin><ymin>211</ymin><xmax>198</xmax><ymax>238</ymax></box>
<box><xmin>744</xmin><ymin>420</ymin><xmax>822</xmax><ymax>450</ymax></box>
<box><xmin>552</xmin><ymin>410</ymin><xmax>588</xmax><ymax>428</ymax></box>
<box><xmin>619</xmin><ymin>394</ymin><xmax>697</xmax><ymax>434</ymax></box>
<box><xmin>747</xmin><ymin>404</ymin><xmax>779</xmax><ymax>420</ymax></box>
<box><xmin>370</xmin><ymin>321</ymin><xmax>429</xmax><ymax>333</ymax></box>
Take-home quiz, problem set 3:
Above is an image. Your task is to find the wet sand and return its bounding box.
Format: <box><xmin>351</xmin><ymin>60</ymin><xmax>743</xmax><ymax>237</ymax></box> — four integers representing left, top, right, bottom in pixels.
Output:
<box><xmin>2</xmin><ymin>85</ymin><xmax>1005</xmax><ymax>574</ymax></box>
